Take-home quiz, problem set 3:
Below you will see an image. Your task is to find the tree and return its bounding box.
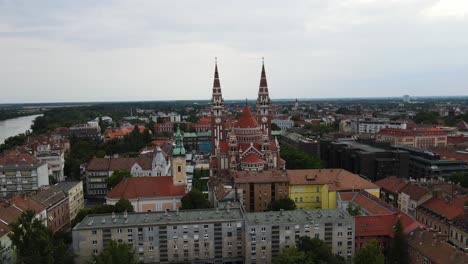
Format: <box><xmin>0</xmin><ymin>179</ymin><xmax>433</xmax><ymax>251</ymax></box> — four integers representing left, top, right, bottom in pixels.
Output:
<box><xmin>354</xmin><ymin>240</ymin><xmax>384</xmax><ymax>264</ymax></box>
<box><xmin>115</xmin><ymin>198</ymin><xmax>134</xmax><ymax>213</ymax></box>
<box><xmin>449</xmin><ymin>172</ymin><xmax>468</xmax><ymax>188</ymax></box>
<box><xmin>280</xmin><ymin>145</ymin><xmax>322</xmax><ymax>169</ymax></box>
<box><xmin>271</xmin><ymin>123</ymin><xmax>282</xmax><ymax>131</ymax></box>
<box><xmin>297</xmin><ymin>236</ymin><xmax>346</xmax><ymax>264</ymax></box>
<box><xmin>414</xmin><ymin>111</ymin><xmax>440</xmax><ymax>124</ymax></box>
<box><xmin>274</xmin><ymin>236</ymin><xmax>345</xmax><ymax>264</ymax></box>
<box><xmin>273</xmin><ymin>247</ymin><xmax>312</xmax><ymax>264</ymax></box>
<box><xmin>181</xmin><ymin>189</ymin><xmax>211</xmax><ymax>209</ymax></box>
<box><xmin>269</xmin><ymin>198</ymin><xmax>296</xmax><ymax>211</ymax></box>
<box><xmin>9</xmin><ymin>210</ymin><xmax>74</xmax><ymax>264</ymax></box>
<box><xmin>107</xmin><ymin>169</ymin><xmax>131</xmax><ymax>188</ymax></box>
<box><xmin>90</xmin><ymin>240</ymin><xmax>137</xmax><ymax>264</ymax></box>
<box><xmin>387</xmin><ymin>219</ymin><xmax>409</xmax><ymax>264</ymax></box>
<box><xmin>347</xmin><ymin>203</ymin><xmax>361</xmax><ymax>216</ymax></box>
<box><xmin>291</xmin><ymin>115</ymin><xmax>302</xmax><ymax>121</ymax></box>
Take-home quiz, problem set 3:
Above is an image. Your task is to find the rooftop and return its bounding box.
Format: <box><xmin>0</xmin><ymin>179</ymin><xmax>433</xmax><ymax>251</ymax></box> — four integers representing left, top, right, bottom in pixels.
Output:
<box><xmin>374</xmin><ymin>176</ymin><xmax>408</xmax><ymax>194</ymax></box>
<box><xmin>407</xmin><ymin>228</ymin><xmax>468</xmax><ymax>264</ymax></box>
<box><xmin>233</xmin><ymin>170</ymin><xmax>289</xmax><ymax>184</ymax></box>
<box><xmin>74</xmin><ymin>207</ymin><xmax>244</xmax><ymax>230</ymax></box>
<box><xmin>246</xmin><ymin>208</ymin><xmax>353</xmax><ymax>225</ymax></box>
<box><xmin>419</xmin><ymin>196</ymin><xmax>468</xmax><ymax>220</ymax></box>
<box><xmin>288</xmin><ymin>169</ymin><xmax>379</xmax><ymax>191</ymax></box>
<box><xmin>106</xmin><ymin>176</ymin><xmax>185</xmax><ymax>200</ymax></box>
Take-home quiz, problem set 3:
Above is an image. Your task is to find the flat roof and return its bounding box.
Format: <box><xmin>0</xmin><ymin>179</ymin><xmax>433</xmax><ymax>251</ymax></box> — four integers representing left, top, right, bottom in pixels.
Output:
<box><xmin>74</xmin><ymin>207</ymin><xmax>244</xmax><ymax>230</ymax></box>
<box><xmin>246</xmin><ymin>208</ymin><xmax>353</xmax><ymax>225</ymax></box>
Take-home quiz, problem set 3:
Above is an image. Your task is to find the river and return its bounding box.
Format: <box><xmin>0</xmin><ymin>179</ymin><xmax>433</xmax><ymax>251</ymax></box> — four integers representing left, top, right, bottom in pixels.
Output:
<box><xmin>0</xmin><ymin>114</ymin><xmax>42</xmax><ymax>144</ymax></box>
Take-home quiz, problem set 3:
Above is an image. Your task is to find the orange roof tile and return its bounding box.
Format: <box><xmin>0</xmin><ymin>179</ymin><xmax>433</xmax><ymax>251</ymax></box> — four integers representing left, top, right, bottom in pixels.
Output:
<box><xmin>106</xmin><ymin>177</ymin><xmax>185</xmax><ymax>199</ymax></box>
<box><xmin>420</xmin><ymin>196</ymin><xmax>468</xmax><ymax>220</ymax></box>
<box><xmin>241</xmin><ymin>153</ymin><xmax>264</xmax><ymax>163</ymax></box>
<box><xmin>234</xmin><ymin>106</ymin><xmax>258</xmax><ymax>128</ymax></box>
<box><xmin>374</xmin><ymin>176</ymin><xmax>408</xmax><ymax>193</ymax></box>
<box><xmin>288</xmin><ymin>169</ymin><xmax>379</xmax><ymax>191</ymax></box>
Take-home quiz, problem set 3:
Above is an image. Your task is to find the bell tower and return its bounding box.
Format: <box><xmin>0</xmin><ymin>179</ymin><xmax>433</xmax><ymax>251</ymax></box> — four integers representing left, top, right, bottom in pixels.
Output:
<box><xmin>210</xmin><ymin>58</ymin><xmax>225</xmax><ymax>155</ymax></box>
<box><xmin>172</xmin><ymin>126</ymin><xmax>186</xmax><ymax>186</ymax></box>
<box><xmin>256</xmin><ymin>59</ymin><xmax>272</xmax><ymax>138</ymax></box>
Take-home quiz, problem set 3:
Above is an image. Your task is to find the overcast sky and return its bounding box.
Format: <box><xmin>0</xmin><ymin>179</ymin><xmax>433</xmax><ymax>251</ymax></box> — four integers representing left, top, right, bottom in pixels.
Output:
<box><xmin>1</xmin><ymin>0</ymin><xmax>467</xmax><ymax>103</ymax></box>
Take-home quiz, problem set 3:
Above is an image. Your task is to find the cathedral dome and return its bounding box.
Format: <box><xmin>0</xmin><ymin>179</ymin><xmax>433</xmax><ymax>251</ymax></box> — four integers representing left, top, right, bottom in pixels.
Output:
<box><xmin>235</xmin><ymin>105</ymin><xmax>258</xmax><ymax>128</ymax></box>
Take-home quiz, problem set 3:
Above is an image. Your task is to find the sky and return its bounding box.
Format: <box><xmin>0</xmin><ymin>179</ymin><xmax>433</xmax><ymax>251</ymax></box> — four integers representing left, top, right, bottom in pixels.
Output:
<box><xmin>0</xmin><ymin>0</ymin><xmax>467</xmax><ymax>103</ymax></box>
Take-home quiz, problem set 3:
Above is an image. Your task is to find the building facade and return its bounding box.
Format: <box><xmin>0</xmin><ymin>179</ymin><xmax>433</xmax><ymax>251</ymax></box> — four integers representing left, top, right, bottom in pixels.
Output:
<box><xmin>51</xmin><ymin>181</ymin><xmax>85</xmax><ymax>221</ymax></box>
<box><xmin>376</xmin><ymin>127</ymin><xmax>447</xmax><ymax>149</ymax></box>
<box><xmin>350</xmin><ymin>118</ymin><xmax>407</xmax><ymax>134</ymax></box>
<box><xmin>0</xmin><ymin>151</ymin><xmax>49</xmax><ymax>198</ymax></box>
<box><xmin>72</xmin><ymin>206</ymin><xmax>355</xmax><ymax>264</ymax></box>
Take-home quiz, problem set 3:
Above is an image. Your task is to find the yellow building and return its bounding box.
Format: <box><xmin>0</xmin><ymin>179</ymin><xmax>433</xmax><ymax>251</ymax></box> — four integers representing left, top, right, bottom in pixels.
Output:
<box><xmin>288</xmin><ymin>169</ymin><xmax>380</xmax><ymax>209</ymax></box>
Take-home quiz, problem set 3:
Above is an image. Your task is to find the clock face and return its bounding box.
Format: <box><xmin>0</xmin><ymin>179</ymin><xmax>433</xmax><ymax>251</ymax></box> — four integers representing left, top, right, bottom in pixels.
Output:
<box><xmin>215</xmin><ymin>117</ymin><xmax>221</xmax><ymax>124</ymax></box>
<box><xmin>261</xmin><ymin>117</ymin><xmax>268</xmax><ymax>123</ymax></box>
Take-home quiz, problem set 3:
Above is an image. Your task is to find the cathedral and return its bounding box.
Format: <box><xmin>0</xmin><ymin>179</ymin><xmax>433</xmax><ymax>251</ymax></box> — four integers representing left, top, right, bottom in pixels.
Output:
<box><xmin>210</xmin><ymin>61</ymin><xmax>285</xmax><ymax>178</ymax></box>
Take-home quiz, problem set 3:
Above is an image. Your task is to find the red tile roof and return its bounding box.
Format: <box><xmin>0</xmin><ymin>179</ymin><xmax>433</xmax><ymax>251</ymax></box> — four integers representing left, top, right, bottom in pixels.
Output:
<box><xmin>106</xmin><ymin>177</ymin><xmax>185</xmax><ymax>199</ymax></box>
<box><xmin>400</xmin><ymin>184</ymin><xmax>430</xmax><ymax>200</ymax></box>
<box><xmin>0</xmin><ymin>151</ymin><xmax>39</xmax><ymax>165</ymax></box>
<box><xmin>420</xmin><ymin>196</ymin><xmax>468</xmax><ymax>220</ymax></box>
<box><xmin>378</xmin><ymin>127</ymin><xmax>446</xmax><ymax>137</ymax></box>
<box><xmin>288</xmin><ymin>169</ymin><xmax>379</xmax><ymax>191</ymax></box>
<box><xmin>234</xmin><ymin>106</ymin><xmax>258</xmax><ymax>128</ymax></box>
<box><xmin>219</xmin><ymin>141</ymin><xmax>229</xmax><ymax>153</ymax></box>
<box><xmin>241</xmin><ymin>153</ymin><xmax>264</xmax><ymax>163</ymax></box>
<box><xmin>355</xmin><ymin>212</ymin><xmax>424</xmax><ymax>238</ymax></box>
<box><xmin>374</xmin><ymin>176</ymin><xmax>408</xmax><ymax>193</ymax></box>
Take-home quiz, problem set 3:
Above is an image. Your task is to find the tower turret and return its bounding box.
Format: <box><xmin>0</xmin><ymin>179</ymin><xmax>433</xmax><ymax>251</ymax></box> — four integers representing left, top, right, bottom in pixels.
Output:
<box><xmin>256</xmin><ymin>59</ymin><xmax>272</xmax><ymax>138</ymax></box>
<box><xmin>211</xmin><ymin>58</ymin><xmax>225</xmax><ymax>155</ymax></box>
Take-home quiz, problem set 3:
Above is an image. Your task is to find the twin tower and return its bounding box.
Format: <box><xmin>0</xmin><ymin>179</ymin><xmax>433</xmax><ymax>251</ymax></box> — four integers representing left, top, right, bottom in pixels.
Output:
<box><xmin>210</xmin><ymin>60</ymin><xmax>273</xmax><ymax>159</ymax></box>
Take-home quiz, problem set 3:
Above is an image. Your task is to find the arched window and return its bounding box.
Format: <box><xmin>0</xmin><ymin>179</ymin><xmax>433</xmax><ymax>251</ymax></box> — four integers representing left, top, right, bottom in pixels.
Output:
<box><xmin>178</xmin><ymin>166</ymin><xmax>182</xmax><ymax>172</ymax></box>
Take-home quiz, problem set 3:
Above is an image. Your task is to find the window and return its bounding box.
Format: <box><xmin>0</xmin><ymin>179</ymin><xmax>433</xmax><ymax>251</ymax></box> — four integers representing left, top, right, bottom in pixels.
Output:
<box><xmin>347</xmin><ymin>231</ymin><xmax>352</xmax><ymax>236</ymax></box>
<box><xmin>149</xmin><ymin>246</ymin><xmax>154</xmax><ymax>251</ymax></box>
<box><xmin>128</xmin><ymin>229</ymin><xmax>132</xmax><ymax>233</ymax></box>
<box><xmin>250</xmin><ymin>227</ymin><xmax>256</xmax><ymax>233</ymax></box>
<box><xmin>338</xmin><ymin>223</ymin><xmax>342</xmax><ymax>227</ymax></box>
<box><xmin>173</xmin><ymin>226</ymin><xmax>178</xmax><ymax>230</ymax></box>
<box><xmin>92</xmin><ymin>230</ymin><xmax>97</xmax><ymax>235</ymax></box>
<box><xmin>251</xmin><ymin>246</ymin><xmax>256</xmax><ymax>251</ymax></box>
<box><xmin>261</xmin><ymin>227</ymin><xmax>266</xmax><ymax>232</ymax></box>
<box><xmin>316</xmin><ymin>197</ymin><xmax>320</xmax><ymax>202</ymax></box>
<box><xmin>338</xmin><ymin>241</ymin><xmax>342</xmax><ymax>246</ymax></box>
<box><xmin>227</xmin><ymin>223</ymin><xmax>232</xmax><ymax>228</ymax></box>
<box><xmin>261</xmin><ymin>237</ymin><xmax>266</xmax><ymax>242</ymax></box>
<box><xmin>251</xmin><ymin>237</ymin><xmax>256</xmax><ymax>242</ymax></box>
<box><xmin>338</xmin><ymin>232</ymin><xmax>343</xmax><ymax>237</ymax></box>
<box><xmin>92</xmin><ymin>240</ymin><xmax>97</xmax><ymax>245</ymax></box>
<box><xmin>316</xmin><ymin>187</ymin><xmax>320</xmax><ymax>192</ymax></box>
<box><xmin>285</xmin><ymin>226</ymin><xmax>290</xmax><ymax>230</ymax></box>
<box><xmin>148</xmin><ymin>227</ymin><xmax>153</xmax><ymax>232</ymax></box>
<box><xmin>117</xmin><ymin>229</ymin><xmax>122</xmax><ymax>233</ymax></box>
<box><xmin>178</xmin><ymin>166</ymin><xmax>182</xmax><ymax>172</ymax></box>
<box><xmin>314</xmin><ymin>234</ymin><xmax>319</xmax><ymax>239</ymax></box>
<box><xmin>93</xmin><ymin>249</ymin><xmax>98</xmax><ymax>254</ymax></box>
<box><xmin>204</xmin><ymin>234</ymin><xmax>209</xmax><ymax>239</ymax></box>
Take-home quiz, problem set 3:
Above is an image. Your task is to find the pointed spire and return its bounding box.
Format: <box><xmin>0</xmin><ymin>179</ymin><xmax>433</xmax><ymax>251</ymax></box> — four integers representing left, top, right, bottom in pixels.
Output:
<box><xmin>213</xmin><ymin>57</ymin><xmax>221</xmax><ymax>91</ymax></box>
<box><xmin>259</xmin><ymin>58</ymin><xmax>268</xmax><ymax>93</ymax></box>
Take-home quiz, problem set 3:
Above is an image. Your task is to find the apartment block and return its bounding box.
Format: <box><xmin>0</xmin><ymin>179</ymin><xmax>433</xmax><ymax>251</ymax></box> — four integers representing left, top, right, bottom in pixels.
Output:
<box><xmin>0</xmin><ymin>151</ymin><xmax>49</xmax><ymax>198</ymax></box>
<box><xmin>72</xmin><ymin>206</ymin><xmax>355</xmax><ymax>264</ymax></box>
<box><xmin>350</xmin><ymin>118</ymin><xmax>406</xmax><ymax>134</ymax></box>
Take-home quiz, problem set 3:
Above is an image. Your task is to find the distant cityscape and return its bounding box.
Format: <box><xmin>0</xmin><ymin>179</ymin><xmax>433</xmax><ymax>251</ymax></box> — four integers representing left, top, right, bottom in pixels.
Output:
<box><xmin>0</xmin><ymin>62</ymin><xmax>467</xmax><ymax>264</ymax></box>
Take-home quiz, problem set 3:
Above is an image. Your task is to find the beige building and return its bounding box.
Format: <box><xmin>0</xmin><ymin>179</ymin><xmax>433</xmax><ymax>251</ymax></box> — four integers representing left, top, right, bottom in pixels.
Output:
<box><xmin>376</xmin><ymin>128</ymin><xmax>447</xmax><ymax>149</ymax></box>
<box><xmin>51</xmin><ymin>181</ymin><xmax>84</xmax><ymax>221</ymax></box>
<box><xmin>449</xmin><ymin>212</ymin><xmax>468</xmax><ymax>252</ymax></box>
<box><xmin>72</xmin><ymin>205</ymin><xmax>355</xmax><ymax>264</ymax></box>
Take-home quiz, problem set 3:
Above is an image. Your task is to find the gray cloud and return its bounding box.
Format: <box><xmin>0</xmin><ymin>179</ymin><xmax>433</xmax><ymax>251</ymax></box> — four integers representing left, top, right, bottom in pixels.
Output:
<box><xmin>0</xmin><ymin>0</ymin><xmax>467</xmax><ymax>103</ymax></box>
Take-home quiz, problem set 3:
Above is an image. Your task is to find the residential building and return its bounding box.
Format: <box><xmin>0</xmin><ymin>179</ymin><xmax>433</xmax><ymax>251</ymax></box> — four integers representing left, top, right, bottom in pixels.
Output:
<box><xmin>106</xmin><ymin>177</ymin><xmax>185</xmax><ymax>212</ymax></box>
<box><xmin>354</xmin><ymin>212</ymin><xmax>424</xmax><ymax>251</ymax></box>
<box><xmin>350</xmin><ymin>118</ymin><xmax>406</xmax><ymax>134</ymax></box>
<box><xmin>320</xmin><ymin>139</ymin><xmax>409</xmax><ymax>181</ymax></box>
<box><xmin>450</xmin><ymin>212</ymin><xmax>468</xmax><ymax>252</ymax></box>
<box><xmin>69</xmin><ymin>124</ymin><xmax>101</xmax><ymax>140</ymax></box>
<box><xmin>233</xmin><ymin>170</ymin><xmax>289</xmax><ymax>212</ymax></box>
<box><xmin>288</xmin><ymin>169</ymin><xmax>380</xmax><ymax>209</ymax></box>
<box><xmin>337</xmin><ymin>190</ymin><xmax>395</xmax><ymax>216</ymax></box>
<box><xmin>72</xmin><ymin>206</ymin><xmax>355</xmax><ymax>264</ymax></box>
<box><xmin>271</xmin><ymin>119</ymin><xmax>294</xmax><ymax>130</ymax></box>
<box><xmin>85</xmin><ymin>150</ymin><xmax>171</xmax><ymax>196</ymax></box>
<box><xmin>408</xmin><ymin>228</ymin><xmax>468</xmax><ymax>264</ymax></box>
<box><xmin>398</xmin><ymin>183</ymin><xmax>432</xmax><ymax>217</ymax></box>
<box><xmin>0</xmin><ymin>151</ymin><xmax>49</xmax><ymax>198</ymax></box>
<box><xmin>153</xmin><ymin>122</ymin><xmax>174</xmax><ymax>134</ymax></box>
<box><xmin>374</xmin><ymin>176</ymin><xmax>408</xmax><ymax>208</ymax></box>
<box><xmin>50</xmin><ymin>181</ymin><xmax>84</xmax><ymax>221</ymax></box>
<box><xmin>376</xmin><ymin>127</ymin><xmax>447</xmax><ymax>148</ymax></box>
<box><xmin>416</xmin><ymin>196</ymin><xmax>468</xmax><ymax>236</ymax></box>
<box><xmin>31</xmin><ymin>188</ymin><xmax>70</xmax><ymax>232</ymax></box>
<box><xmin>36</xmin><ymin>151</ymin><xmax>65</xmax><ymax>182</ymax></box>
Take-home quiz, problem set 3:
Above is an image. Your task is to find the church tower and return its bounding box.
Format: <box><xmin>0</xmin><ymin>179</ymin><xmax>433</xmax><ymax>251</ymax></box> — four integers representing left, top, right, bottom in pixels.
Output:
<box><xmin>172</xmin><ymin>126</ymin><xmax>186</xmax><ymax>186</ymax></box>
<box><xmin>210</xmin><ymin>59</ymin><xmax>225</xmax><ymax>155</ymax></box>
<box><xmin>256</xmin><ymin>59</ymin><xmax>272</xmax><ymax>138</ymax></box>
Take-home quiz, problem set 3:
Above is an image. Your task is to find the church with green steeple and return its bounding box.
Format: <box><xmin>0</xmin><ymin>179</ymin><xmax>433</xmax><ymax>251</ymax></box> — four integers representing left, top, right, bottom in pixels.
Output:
<box><xmin>172</xmin><ymin>125</ymin><xmax>187</xmax><ymax>186</ymax></box>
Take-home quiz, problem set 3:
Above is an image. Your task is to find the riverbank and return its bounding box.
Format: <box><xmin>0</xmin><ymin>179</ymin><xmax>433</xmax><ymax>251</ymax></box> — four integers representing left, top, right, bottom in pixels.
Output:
<box><xmin>0</xmin><ymin>114</ymin><xmax>42</xmax><ymax>145</ymax></box>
